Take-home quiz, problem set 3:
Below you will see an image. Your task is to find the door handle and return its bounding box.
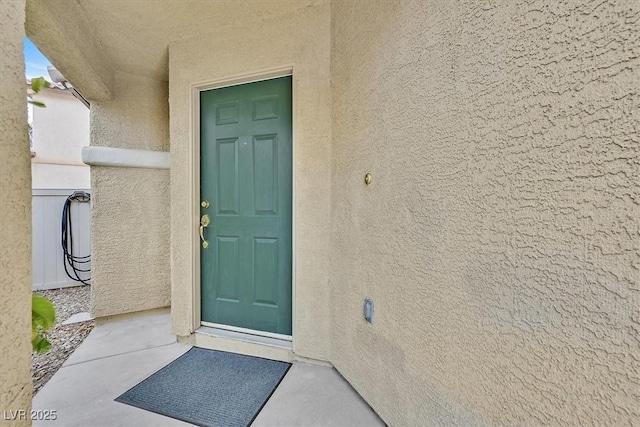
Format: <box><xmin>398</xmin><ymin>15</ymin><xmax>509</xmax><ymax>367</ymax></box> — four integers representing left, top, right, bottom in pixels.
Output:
<box><xmin>199</xmin><ymin>214</ymin><xmax>210</xmax><ymax>248</ymax></box>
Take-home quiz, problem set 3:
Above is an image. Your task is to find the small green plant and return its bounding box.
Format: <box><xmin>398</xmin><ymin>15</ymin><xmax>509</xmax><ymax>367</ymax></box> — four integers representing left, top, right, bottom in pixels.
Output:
<box><xmin>28</xmin><ymin>76</ymin><xmax>50</xmax><ymax>107</ymax></box>
<box><xmin>32</xmin><ymin>295</ymin><xmax>56</xmax><ymax>353</ymax></box>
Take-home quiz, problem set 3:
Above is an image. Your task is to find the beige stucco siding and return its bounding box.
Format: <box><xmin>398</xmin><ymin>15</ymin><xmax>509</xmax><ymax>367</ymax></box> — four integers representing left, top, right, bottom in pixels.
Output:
<box><xmin>31</xmin><ymin>89</ymin><xmax>90</xmax><ymax>189</ymax></box>
<box><xmin>90</xmin><ymin>71</ymin><xmax>170</xmax><ymax>317</ymax></box>
<box><xmin>170</xmin><ymin>2</ymin><xmax>332</xmax><ymax>361</ymax></box>
<box><xmin>0</xmin><ymin>0</ymin><xmax>32</xmax><ymax>423</ymax></box>
<box><xmin>26</xmin><ymin>0</ymin><xmax>114</xmax><ymax>101</ymax></box>
<box><xmin>329</xmin><ymin>0</ymin><xmax>639</xmax><ymax>425</ymax></box>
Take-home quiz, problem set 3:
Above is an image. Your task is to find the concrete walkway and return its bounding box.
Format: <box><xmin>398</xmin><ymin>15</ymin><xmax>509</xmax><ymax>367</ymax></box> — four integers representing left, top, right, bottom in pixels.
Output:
<box><xmin>33</xmin><ymin>311</ymin><xmax>384</xmax><ymax>427</ymax></box>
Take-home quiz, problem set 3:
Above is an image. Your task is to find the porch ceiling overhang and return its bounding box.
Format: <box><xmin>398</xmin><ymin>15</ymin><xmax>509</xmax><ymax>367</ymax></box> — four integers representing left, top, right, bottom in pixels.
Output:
<box><xmin>26</xmin><ymin>0</ymin><xmax>322</xmax><ymax>99</ymax></box>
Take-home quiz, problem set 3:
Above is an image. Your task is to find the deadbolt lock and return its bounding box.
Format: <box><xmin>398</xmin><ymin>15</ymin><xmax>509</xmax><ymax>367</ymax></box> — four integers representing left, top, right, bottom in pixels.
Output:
<box><xmin>201</xmin><ymin>200</ymin><xmax>210</xmax><ymax>208</ymax></box>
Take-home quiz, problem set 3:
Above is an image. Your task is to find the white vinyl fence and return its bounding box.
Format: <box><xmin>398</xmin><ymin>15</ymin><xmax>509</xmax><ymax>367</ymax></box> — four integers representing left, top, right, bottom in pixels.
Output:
<box><xmin>32</xmin><ymin>189</ymin><xmax>91</xmax><ymax>290</ymax></box>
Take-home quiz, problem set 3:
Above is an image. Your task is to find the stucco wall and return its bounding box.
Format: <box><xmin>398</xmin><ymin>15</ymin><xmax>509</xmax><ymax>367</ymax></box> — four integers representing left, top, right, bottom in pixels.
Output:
<box><xmin>26</xmin><ymin>0</ymin><xmax>114</xmax><ymax>101</ymax></box>
<box><xmin>169</xmin><ymin>1</ymin><xmax>332</xmax><ymax>361</ymax></box>
<box><xmin>329</xmin><ymin>0</ymin><xmax>639</xmax><ymax>425</ymax></box>
<box><xmin>90</xmin><ymin>71</ymin><xmax>170</xmax><ymax>318</ymax></box>
<box><xmin>31</xmin><ymin>88</ymin><xmax>90</xmax><ymax>189</ymax></box>
<box><xmin>0</xmin><ymin>0</ymin><xmax>32</xmax><ymax>423</ymax></box>
<box><xmin>32</xmin><ymin>89</ymin><xmax>89</xmax><ymax>160</ymax></box>
<box><xmin>31</xmin><ymin>163</ymin><xmax>90</xmax><ymax>190</ymax></box>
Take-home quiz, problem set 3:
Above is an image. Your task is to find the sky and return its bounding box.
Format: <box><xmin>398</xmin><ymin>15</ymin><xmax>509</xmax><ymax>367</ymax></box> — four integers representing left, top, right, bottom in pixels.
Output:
<box><xmin>24</xmin><ymin>37</ymin><xmax>53</xmax><ymax>80</ymax></box>
<box><xmin>25</xmin><ymin>37</ymin><xmax>54</xmax><ymax>124</ymax></box>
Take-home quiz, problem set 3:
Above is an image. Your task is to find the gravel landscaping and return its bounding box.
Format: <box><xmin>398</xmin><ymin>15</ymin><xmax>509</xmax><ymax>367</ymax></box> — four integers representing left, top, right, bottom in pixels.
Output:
<box><xmin>32</xmin><ymin>285</ymin><xmax>94</xmax><ymax>395</ymax></box>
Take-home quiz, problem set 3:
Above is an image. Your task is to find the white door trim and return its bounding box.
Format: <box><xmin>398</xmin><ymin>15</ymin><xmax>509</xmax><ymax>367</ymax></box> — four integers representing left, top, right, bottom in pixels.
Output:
<box><xmin>189</xmin><ymin>65</ymin><xmax>296</xmax><ymax>341</ymax></box>
<box><xmin>201</xmin><ymin>321</ymin><xmax>292</xmax><ymax>342</ymax></box>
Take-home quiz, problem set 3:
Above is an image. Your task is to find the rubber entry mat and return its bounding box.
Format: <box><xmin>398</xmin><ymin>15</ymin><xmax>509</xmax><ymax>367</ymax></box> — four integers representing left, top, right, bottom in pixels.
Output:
<box><xmin>116</xmin><ymin>347</ymin><xmax>291</xmax><ymax>427</ymax></box>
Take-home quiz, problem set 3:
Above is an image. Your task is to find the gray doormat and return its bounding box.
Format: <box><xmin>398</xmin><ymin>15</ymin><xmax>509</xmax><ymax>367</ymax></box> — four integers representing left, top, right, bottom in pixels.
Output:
<box><xmin>115</xmin><ymin>347</ymin><xmax>291</xmax><ymax>427</ymax></box>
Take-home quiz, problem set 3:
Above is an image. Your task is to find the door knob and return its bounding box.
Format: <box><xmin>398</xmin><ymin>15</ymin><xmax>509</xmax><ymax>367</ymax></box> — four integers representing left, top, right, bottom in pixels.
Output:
<box><xmin>199</xmin><ymin>214</ymin><xmax>210</xmax><ymax>248</ymax></box>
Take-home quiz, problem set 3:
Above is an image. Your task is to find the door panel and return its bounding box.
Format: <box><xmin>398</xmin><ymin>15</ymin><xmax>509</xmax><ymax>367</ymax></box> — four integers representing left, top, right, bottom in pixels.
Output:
<box><xmin>253</xmin><ymin>237</ymin><xmax>279</xmax><ymax>306</ymax></box>
<box><xmin>216</xmin><ymin>236</ymin><xmax>239</xmax><ymax>301</ymax></box>
<box><xmin>216</xmin><ymin>138</ymin><xmax>239</xmax><ymax>214</ymax></box>
<box><xmin>200</xmin><ymin>76</ymin><xmax>292</xmax><ymax>335</ymax></box>
<box><xmin>253</xmin><ymin>135</ymin><xmax>278</xmax><ymax>215</ymax></box>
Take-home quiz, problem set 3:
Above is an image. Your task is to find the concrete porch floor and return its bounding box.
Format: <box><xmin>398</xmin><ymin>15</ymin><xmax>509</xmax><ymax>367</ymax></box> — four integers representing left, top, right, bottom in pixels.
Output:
<box><xmin>33</xmin><ymin>311</ymin><xmax>384</xmax><ymax>427</ymax></box>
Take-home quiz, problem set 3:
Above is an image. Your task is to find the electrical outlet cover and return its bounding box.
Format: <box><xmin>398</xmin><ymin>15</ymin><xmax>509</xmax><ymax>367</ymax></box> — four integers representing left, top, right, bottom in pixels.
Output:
<box><xmin>364</xmin><ymin>298</ymin><xmax>374</xmax><ymax>323</ymax></box>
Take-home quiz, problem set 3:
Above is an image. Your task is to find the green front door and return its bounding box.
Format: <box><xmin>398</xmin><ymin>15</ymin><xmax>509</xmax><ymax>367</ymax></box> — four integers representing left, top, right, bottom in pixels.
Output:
<box><xmin>200</xmin><ymin>76</ymin><xmax>292</xmax><ymax>335</ymax></box>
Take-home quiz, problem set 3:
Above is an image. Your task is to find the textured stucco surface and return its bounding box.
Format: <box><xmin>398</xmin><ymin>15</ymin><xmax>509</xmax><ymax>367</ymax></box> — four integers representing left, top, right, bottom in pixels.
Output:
<box><xmin>67</xmin><ymin>0</ymin><xmax>320</xmax><ymax>81</ymax></box>
<box><xmin>170</xmin><ymin>2</ymin><xmax>332</xmax><ymax>361</ymax></box>
<box><xmin>0</xmin><ymin>0</ymin><xmax>32</xmax><ymax>423</ymax></box>
<box><xmin>329</xmin><ymin>0</ymin><xmax>639</xmax><ymax>425</ymax></box>
<box><xmin>32</xmin><ymin>89</ymin><xmax>89</xmax><ymax>162</ymax></box>
<box><xmin>25</xmin><ymin>0</ymin><xmax>113</xmax><ymax>101</ymax></box>
<box><xmin>90</xmin><ymin>71</ymin><xmax>171</xmax><ymax>318</ymax></box>
<box><xmin>31</xmin><ymin>88</ymin><xmax>90</xmax><ymax>189</ymax></box>
<box><xmin>19</xmin><ymin>0</ymin><xmax>639</xmax><ymax>422</ymax></box>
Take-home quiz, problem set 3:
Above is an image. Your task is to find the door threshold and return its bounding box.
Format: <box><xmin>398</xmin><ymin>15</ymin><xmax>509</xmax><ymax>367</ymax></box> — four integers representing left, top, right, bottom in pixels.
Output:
<box><xmin>195</xmin><ymin>326</ymin><xmax>293</xmax><ymax>362</ymax></box>
<box><xmin>201</xmin><ymin>321</ymin><xmax>292</xmax><ymax>342</ymax></box>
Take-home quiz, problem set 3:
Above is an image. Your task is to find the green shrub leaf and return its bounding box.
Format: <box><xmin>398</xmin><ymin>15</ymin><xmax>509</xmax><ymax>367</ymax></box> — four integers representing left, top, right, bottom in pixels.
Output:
<box><xmin>28</xmin><ymin>100</ymin><xmax>46</xmax><ymax>108</ymax></box>
<box><xmin>32</xmin><ymin>295</ymin><xmax>56</xmax><ymax>354</ymax></box>
<box><xmin>30</xmin><ymin>76</ymin><xmax>51</xmax><ymax>93</ymax></box>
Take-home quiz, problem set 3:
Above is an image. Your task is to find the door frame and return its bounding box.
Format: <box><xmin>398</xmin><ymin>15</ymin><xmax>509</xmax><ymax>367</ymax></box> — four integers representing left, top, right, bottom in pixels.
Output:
<box><xmin>189</xmin><ymin>65</ymin><xmax>296</xmax><ymax>341</ymax></box>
